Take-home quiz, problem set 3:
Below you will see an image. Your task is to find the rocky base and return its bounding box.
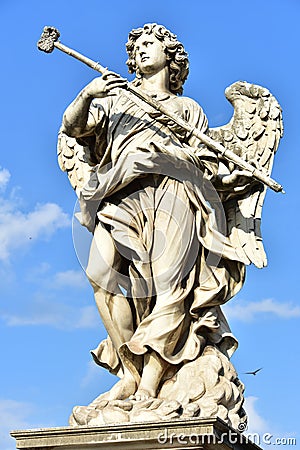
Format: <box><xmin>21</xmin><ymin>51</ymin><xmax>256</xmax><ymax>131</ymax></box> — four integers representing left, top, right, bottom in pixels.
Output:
<box><xmin>70</xmin><ymin>345</ymin><xmax>247</xmax><ymax>431</ymax></box>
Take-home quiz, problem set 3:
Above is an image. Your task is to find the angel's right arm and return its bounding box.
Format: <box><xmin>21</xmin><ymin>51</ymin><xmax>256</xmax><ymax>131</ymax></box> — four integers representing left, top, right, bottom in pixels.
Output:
<box><xmin>62</xmin><ymin>73</ymin><xmax>127</xmax><ymax>137</ymax></box>
<box><xmin>62</xmin><ymin>87</ymin><xmax>95</xmax><ymax>137</ymax></box>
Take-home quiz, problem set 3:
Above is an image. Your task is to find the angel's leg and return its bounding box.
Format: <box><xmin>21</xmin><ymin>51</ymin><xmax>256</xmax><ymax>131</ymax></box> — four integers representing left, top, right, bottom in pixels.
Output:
<box><xmin>86</xmin><ymin>223</ymin><xmax>136</xmax><ymax>400</ymax></box>
<box><xmin>133</xmin><ymin>350</ymin><xmax>168</xmax><ymax>401</ymax></box>
<box><xmin>132</xmin><ymin>183</ymin><xmax>195</xmax><ymax>400</ymax></box>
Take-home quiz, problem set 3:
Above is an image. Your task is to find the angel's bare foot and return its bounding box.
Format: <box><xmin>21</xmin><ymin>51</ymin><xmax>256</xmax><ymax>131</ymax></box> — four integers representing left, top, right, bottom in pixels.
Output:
<box><xmin>89</xmin><ymin>374</ymin><xmax>136</xmax><ymax>407</ymax></box>
<box><xmin>131</xmin><ymin>350</ymin><xmax>167</xmax><ymax>401</ymax></box>
<box><xmin>130</xmin><ymin>387</ymin><xmax>155</xmax><ymax>402</ymax></box>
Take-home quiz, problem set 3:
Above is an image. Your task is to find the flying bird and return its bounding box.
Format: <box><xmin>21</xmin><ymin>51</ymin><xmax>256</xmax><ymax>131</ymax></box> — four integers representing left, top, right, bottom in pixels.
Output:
<box><xmin>245</xmin><ymin>368</ymin><xmax>263</xmax><ymax>376</ymax></box>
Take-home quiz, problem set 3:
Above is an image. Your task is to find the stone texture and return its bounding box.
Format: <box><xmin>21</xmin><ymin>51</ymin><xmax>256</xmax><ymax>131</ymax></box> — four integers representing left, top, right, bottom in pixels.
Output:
<box><xmin>37</xmin><ymin>22</ymin><xmax>284</xmax><ymax>432</ymax></box>
<box><xmin>11</xmin><ymin>417</ymin><xmax>260</xmax><ymax>450</ymax></box>
<box><xmin>69</xmin><ymin>346</ymin><xmax>247</xmax><ymax>430</ymax></box>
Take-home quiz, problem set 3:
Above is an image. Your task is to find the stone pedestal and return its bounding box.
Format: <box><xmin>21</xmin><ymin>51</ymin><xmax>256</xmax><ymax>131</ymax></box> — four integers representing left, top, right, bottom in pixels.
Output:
<box><xmin>11</xmin><ymin>417</ymin><xmax>261</xmax><ymax>450</ymax></box>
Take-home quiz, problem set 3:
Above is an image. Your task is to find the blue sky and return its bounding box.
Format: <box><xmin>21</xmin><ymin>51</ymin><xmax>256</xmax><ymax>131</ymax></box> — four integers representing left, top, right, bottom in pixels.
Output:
<box><xmin>0</xmin><ymin>1</ymin><xmax>299</xmax><ymax>449</ymax></box>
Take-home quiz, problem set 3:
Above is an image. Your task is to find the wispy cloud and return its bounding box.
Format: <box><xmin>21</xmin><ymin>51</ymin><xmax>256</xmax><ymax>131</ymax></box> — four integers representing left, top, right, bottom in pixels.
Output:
<box><xmin>0</xmin><ymin>169</ymin><xmax>70</xmax><ymax>262</ymax></box>
<box><xmin>244</xmin><ymin>396</ymin><xmax>269</xmax><ymax>435</ymax></box>
<box><xmin>0</xmin><ymin>203</ymin><xmax>70</xmax><ymax>261</ymax></box>
<box><xmin>0</xmin><ymin>399</ymin><xmax>34</xmax><ymax>450</ymax></box>
<box><xmin>223</xmin><ymin>298</ymin><xmax>300</xmax><ymax>322</ymax></box>
<box><xmin>80</xmin><ymin>358</ymin><xmax>116</xmax><ymax>391</ymax></box>
<box><xmin>0</xmin><ymin>168</ymin><xmax>11</xmax><ymax>191</ymax></box>
<box><xmin>53</xmin><ymin>270</ymin><xmax>87</xmax><ymax>289</ymax></box>
<box><xmin>80</xmin><ymin>360</ymin><xmax>101</xmax><ymax>388</ymax></box>
<box><xmin>25</xmin><ymin>265</ymin><xmax>87</xmax><ymax>291</ymax></box>
<box><xmin>243</xmin><ymin>397</ymin><xmax>298</xmax><ymax>448</ymax></box>
<box><xmin>1</xmin><ymin>299</ymin><xmax>99</xmax><ymax>330</ymax></box>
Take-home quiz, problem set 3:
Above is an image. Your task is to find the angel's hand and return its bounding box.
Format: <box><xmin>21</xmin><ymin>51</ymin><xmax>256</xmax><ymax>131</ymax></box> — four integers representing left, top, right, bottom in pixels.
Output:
<box><xmin>84</xmin><ymin>71</ymin><xmax>128</xmax><ymax>99</ymax></box>
<box><xmin>217</xmin><ymin>169</ymin><xmax>254</xmax><ymax>191</ymax></box>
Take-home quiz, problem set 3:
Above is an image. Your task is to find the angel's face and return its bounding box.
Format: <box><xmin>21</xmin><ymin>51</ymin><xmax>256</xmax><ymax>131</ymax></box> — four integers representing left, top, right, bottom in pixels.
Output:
<box><xmin>134</xmin><ymin>33</ymin><xmax>167</xmax><ymax>75</ymax></box>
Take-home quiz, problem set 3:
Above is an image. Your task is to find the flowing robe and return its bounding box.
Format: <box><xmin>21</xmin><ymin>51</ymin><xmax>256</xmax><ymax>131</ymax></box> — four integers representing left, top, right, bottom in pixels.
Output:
<box><xmin>73</xmin><ymin>87</ymin><xmax>246</xmax><ymax>379</ymax></box>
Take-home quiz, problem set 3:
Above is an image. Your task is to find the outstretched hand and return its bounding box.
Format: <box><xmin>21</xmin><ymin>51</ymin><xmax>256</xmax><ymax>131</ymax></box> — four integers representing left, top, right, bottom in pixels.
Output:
<box><xmin>217</xmin><ymin>169</ymin><xmax>256</xmax><ymax>191</ymax></box>
<box><xmin>84</xmin><ymin>71</ymin><xmax>128</xmax><ymax>98</ymax></box>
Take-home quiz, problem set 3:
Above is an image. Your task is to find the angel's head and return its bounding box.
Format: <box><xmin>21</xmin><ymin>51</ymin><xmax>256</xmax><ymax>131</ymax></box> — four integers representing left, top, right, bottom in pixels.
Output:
<box><xmin>126</xmin><ymin>23</ymin><xmax>189</xmax><ymax>96</ymax></box>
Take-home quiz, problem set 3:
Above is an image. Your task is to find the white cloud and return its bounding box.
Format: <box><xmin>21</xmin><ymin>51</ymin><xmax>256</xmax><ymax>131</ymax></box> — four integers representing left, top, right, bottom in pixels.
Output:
<box><xmin>76</xmin><ymin>305</ymin><xmax>100</xmax><ymax>328</ymax></box>
<box><xmin>0</xmin><ymin>169</ymin><xmax>70</xmax><ymax>262</ymax></box>
<box><xmin>53</xmin><ymin>269</ymin><xmax>86</xmax><ymax>289</ymax></box>
<box><xmin>223</xmin><ymin>298</ymin><xmax>300</xmax><ymax>322</ymax></box>
<box><xmin>1</xmin><ymin>299</ymin><xmax>99</xmax><ymax>330</ymax></box>
<box><xmin>0</xmin><ymin>398</ymin><xmax>55</xmax><ymax>450</ymax></box>
<box><xmin>0</xmin><ymin>202</ymin><xmax>70</xmax><ymax>261</ymax></box>
<box><xmin>25</xmin><ymin>262</ymin><xmax>51</xmax><ymax>280</ymax></box>
<box><xmin>80</xmin><ymin>359</ymin><xmax>117</xmax><ymax>391</ymax></box>
<box><xmin>242</xmin><ymin>397</ymin><xmax>297</xmax><ymax>448</ymax></box>
<box><xmin>24</xmin><ymin>265</ymin><xmax>87</xmax><ymax>291</ymax></box>
<box><xmin>0</xmin><ymin>399</ymin><xmax>33</xmax><ymax>450</ymax></box>
<box><xmin>80</xmin><ymin>360</ymin><xmax>101</xmax><ymax>387</ymax></box>
<box><xmin>244</xmin><ymin>396</ymin><xmax>269</xmax><ymax>435</ymax></box>
<box><xmin>0</xmin><ymin>168</ymin><xmax>11</xmax><ymax>191</ymax></box>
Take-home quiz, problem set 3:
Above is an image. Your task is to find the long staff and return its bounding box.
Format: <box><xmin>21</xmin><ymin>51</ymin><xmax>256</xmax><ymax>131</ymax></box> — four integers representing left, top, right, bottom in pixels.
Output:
<box><xmin>38</xmin><ymin>26</ymin><xmax>285</xmax><ymax>193</ymax></box>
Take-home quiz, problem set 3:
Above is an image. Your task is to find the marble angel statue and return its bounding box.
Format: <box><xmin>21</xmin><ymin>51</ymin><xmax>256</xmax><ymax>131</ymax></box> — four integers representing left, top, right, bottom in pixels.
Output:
<box><xmin>56</xmin><ymin>23</ymin><xmax>283</xmax><ymax>428</ymax></box>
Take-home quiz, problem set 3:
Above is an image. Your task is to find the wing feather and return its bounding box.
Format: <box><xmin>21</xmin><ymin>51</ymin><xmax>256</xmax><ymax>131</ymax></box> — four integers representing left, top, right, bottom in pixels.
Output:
<box><xmin>209</xmin><ymin>81</ymin><xmax>283</xmax><ymax>268</ymax></box>
<box><xmin>57</xmin><ymin>131</ymin><xmax>98</xmax><ymax>197</ymax></box>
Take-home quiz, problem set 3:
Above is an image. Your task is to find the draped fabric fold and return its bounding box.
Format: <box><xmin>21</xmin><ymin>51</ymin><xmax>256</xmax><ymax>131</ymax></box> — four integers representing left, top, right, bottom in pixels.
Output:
<box><xmin>75</xmin><ymin>89</ymin><xmax>245</xmax><ymax>378</ymax></box>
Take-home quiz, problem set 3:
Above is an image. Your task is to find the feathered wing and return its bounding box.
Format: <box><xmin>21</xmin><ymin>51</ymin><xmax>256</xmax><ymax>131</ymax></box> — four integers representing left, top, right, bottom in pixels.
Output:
<box><xmin>209</xmin><ymin>81</ymin><xmax>283</xmax><ymax>268</ymax></box>
<box><xmin>57</xmin><ymin>130</ymin><xmax>98</xmax><ymax>197</ymax></box>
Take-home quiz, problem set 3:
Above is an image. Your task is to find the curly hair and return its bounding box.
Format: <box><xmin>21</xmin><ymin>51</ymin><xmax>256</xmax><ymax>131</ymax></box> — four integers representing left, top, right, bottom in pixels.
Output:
<box><xmin>126</xmin><ymin>23</ymin><xmax>189</xmax><ymax>96</ymax></box>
